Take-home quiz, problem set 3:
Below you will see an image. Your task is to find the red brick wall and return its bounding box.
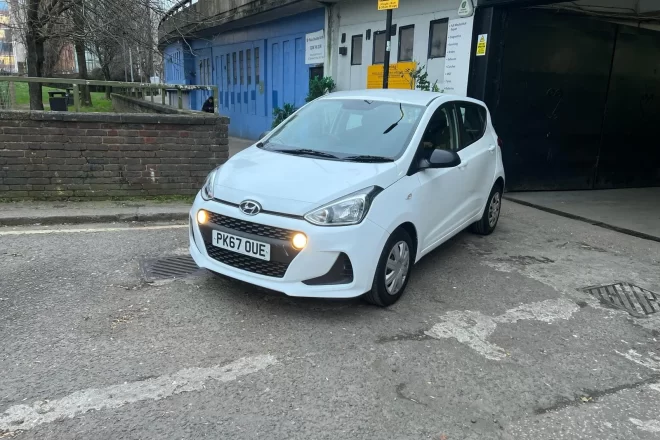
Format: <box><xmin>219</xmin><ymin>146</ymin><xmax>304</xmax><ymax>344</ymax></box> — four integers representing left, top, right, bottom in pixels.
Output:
<box><xmin>0</xmin><ymin>111</ymin><xmax>229</xmax><ymax>199</ymax></box>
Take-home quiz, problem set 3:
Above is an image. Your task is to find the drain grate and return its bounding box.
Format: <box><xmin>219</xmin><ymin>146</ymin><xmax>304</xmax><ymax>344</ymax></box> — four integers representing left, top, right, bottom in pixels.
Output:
<box><xmin>142</xmin><ymin>255</ymin><xmax>201</xmax><ymax>280</ymax></box>
<box><xmin>581</xmin><ymin>282</ymin><xmax>660</xmax><ymax>317</ymax></box>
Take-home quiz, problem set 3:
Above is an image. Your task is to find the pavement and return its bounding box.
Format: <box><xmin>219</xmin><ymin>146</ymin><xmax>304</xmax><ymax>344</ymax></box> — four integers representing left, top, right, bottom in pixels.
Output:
<box><xmin>505</xmin><ymin>188</ymin><xmax>660</xmax><ymax>242</ymax></box>
<box><xmin>1</xmin><ymin>201</ymin><xmax>660</xmax><ymax>439</ymax></box>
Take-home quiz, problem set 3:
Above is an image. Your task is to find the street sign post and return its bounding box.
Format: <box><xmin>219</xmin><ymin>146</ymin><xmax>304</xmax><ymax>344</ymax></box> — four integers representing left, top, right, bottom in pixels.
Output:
<box><xmin>378</xmin><ymin>0</ymin><xmax>399</xmax><ymax>88</ymax></box>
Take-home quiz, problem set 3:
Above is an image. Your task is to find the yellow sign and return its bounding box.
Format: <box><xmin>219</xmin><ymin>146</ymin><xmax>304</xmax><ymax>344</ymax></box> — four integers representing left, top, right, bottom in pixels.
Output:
<box><xmin>367</xmin><ymin>62</ymin><xmax>417</xmax><ymax>90</ymax></box>
<box><xmin>476</xmin><ymin>34</ymin><xmax>488</xmax><ymax>56</ymax></box>
<box><xmin>378</xmin><ymin>0</ymin><xmax>399</xmax><ymax>10</ymax></box>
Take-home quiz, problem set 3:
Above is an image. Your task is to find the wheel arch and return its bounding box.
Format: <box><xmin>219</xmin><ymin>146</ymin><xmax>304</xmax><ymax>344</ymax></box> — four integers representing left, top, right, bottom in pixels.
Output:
<box><xmin>394</xmin><ymin>221</ymin><xmax>418</xmax><ymax>261</ymax></box>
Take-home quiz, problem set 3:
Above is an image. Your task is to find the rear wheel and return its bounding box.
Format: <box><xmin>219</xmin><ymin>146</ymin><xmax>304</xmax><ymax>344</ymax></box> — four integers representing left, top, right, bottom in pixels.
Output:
<box><xmin>364</xmin><ymin>229</ymin><xmax>414</xmax><ymax>307</ymax></box>
<box><xmin>470</xmin><ymin>184</ymin><xmax>502</xmax><ymax>235</ymax></box>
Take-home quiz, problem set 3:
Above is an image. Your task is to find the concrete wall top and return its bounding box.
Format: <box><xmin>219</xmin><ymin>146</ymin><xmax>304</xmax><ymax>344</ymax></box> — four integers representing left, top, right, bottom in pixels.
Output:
<box><xmin>159</xmin><ymin>0</ymin><xmax>324</xmax><ymax>46</ymax></box>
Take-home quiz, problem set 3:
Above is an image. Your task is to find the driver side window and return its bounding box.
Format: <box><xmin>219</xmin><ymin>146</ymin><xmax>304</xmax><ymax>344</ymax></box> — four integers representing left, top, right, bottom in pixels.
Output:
<box><xmin>421</xmin><ymin>104</ymin><xmax>459</xmax><ymax>153</ymax></box>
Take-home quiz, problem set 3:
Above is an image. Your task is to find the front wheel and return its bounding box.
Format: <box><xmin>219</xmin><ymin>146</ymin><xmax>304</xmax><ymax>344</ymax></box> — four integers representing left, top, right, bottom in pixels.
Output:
<box><xmin>470</xmin><ymin>184</ymin><xmax>502</xmax><ymax>235</ymax></box>
<box><xmin>364</xmin><ymin>229</ymin><xmax>414</xmax><ymax>307</ymax></box>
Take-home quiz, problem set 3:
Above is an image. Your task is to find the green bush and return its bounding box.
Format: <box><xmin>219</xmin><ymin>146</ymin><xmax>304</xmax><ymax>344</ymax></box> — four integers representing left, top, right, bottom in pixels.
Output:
<box><xmin>406</xmin><ymin>62</ymin><xmax>442</xmax><ymax>92</ymax></box>
<box><xmin>271</xmin><ymin>103</ymin><xmax>297</xmax><ymax>129</ymax></box>
<box><xmin>306</xmin><ymin>76</ymin><xmax>336</xmax><ymax>102</ymax></box>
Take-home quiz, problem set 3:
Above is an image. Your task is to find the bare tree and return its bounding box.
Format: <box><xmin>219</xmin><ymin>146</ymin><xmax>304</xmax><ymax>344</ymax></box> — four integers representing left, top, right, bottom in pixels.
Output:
<box><xmin>23</xmin><ymin>0</ymin><xmax>76</xmax><ymax>109</ymax></box>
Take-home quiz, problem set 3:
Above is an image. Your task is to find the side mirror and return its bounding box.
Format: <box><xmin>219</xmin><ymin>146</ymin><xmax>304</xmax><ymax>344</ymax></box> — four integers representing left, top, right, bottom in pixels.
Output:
<box><xmin>419</xmin><ymin>149</ymin><xmax>461</xmax><ymax>169</ymax></box>
<box><xmin>258</xmin><ymin>130</ymin><xmax>271</xmax><ymax>140</ymax></box>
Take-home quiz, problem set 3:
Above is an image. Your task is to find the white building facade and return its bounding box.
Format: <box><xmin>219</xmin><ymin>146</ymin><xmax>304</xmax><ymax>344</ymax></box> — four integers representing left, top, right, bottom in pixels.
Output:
<box><xmin>326</xmin><ymin>0</ymin><xmax>475</xmax><ymax>95</ymax></box>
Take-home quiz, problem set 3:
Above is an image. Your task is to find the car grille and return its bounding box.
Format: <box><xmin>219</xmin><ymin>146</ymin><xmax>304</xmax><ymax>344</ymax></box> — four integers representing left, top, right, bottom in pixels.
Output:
<box><xmin>205</xmin><ymin>244</ymin><xmax>289</xmax><ymax>278</ymax></box>
<box><xmin>208</xmin><ymin>213</ymin><xmax>294</xmax><ymax>241</ymax></box>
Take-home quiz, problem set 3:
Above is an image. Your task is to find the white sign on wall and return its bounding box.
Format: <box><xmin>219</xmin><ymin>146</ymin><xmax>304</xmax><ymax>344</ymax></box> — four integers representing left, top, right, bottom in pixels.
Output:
<box><xmin>443</xmin><ymin>16</ymin><xmax>474</xmax><ymax>96</ymax></box>
<box><xmin>305</xmin><ymin>30</ymin><xmax>325</xmax><ymax>65</ymax></box>
<box><xmin>457</xmin><ymin>0</ymin><xmax>474</xmax><ymax>17</ymax></box>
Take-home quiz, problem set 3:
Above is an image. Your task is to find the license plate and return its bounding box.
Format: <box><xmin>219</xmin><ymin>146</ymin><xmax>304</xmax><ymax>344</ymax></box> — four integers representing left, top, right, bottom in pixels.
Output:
<box><xmin>212</xmin><ymin>230</ymin><xmax>271</xmax><ymax>261</ymax></box>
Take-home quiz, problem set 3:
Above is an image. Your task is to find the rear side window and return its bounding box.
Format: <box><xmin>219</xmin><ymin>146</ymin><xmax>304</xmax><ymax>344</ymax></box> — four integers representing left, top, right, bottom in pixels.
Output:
<box><xmin>455</xmin><ymin>102</ymin><xmax>487</xmax><ymax>148</ymax></box>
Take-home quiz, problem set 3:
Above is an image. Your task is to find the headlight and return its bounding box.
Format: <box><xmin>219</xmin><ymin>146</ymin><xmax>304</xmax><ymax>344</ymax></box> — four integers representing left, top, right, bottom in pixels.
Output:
<box><xmin>304</xmin><ymin>186</ymin><xmax>383</xmax><ymax>226</ymax></box>
<box><xmin>201</xmin><ymin>167</ymin><xmax>220</xmax><ymax>201</ymax></box>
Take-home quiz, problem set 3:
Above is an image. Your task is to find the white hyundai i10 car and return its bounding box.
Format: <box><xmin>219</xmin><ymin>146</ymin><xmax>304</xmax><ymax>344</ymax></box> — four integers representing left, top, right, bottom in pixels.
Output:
<box><xmin>190</xmin><ymin>90</ymin><xmax>504</xmax><ymax>306</ymax></box>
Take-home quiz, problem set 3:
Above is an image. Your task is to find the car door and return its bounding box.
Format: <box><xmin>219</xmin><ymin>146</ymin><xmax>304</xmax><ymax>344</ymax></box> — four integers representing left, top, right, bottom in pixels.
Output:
<box><xmin>455</xmin><ymin>102</ymin><xmax>497</xmax><ymax>217</ymax></box>
<box><xmin>413</xmin><ymin>103</ymin><xmax>473</xmax><ymax>253</ymax></box>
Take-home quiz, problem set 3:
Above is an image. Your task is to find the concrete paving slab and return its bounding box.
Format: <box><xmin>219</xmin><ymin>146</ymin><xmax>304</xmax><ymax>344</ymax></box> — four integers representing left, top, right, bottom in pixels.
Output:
<box><xmin>505</xmin><ymin>188</ymin><xmax>660</xmax><ymax>242</ymax></box>
<box><xmin>228</xmin><ymin>136</ymin><xmax>255</xmax><ymax>157</ymax></box>
<box><xmin>0</xmin><ymin>200</ymin><xmax>191</xmax><ymax>226</ymax></box>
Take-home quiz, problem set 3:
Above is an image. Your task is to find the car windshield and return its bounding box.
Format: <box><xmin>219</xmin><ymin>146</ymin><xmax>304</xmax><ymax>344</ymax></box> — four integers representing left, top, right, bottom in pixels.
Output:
<box><xmin>261</xmin><ymin>98</ymin><xmax>425</xmax><ymax>161</ymax></box>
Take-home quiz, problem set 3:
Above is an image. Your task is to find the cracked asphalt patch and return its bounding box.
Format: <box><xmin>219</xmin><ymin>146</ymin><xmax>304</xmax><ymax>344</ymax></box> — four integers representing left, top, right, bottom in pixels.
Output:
<box><xmin>1</xmin><ymin>203</ymin><xmax>659</xmax><ymax>439</ymax></box>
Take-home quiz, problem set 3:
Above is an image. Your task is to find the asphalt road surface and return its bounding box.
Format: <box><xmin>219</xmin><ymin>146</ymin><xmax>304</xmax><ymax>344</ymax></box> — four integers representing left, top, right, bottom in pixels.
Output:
<box><xmin>1</xmin><ymin>202</ymin><xmax>659</xmax><ymax>439</ymax></box>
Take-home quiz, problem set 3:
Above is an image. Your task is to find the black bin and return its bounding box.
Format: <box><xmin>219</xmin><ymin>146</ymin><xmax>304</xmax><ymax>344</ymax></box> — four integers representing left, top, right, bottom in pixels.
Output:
<box><xmin>48</xmin><ymin>91</ymin><xmax>68</xmax><ymax>111</ymax></box>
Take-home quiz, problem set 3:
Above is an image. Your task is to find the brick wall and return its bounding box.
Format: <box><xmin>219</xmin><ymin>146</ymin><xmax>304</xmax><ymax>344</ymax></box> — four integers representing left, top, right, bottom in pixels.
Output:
<box><xmin>0</xmin><ymin>111</ymin><xmax>229</xmax><ymax>200</ymax></box>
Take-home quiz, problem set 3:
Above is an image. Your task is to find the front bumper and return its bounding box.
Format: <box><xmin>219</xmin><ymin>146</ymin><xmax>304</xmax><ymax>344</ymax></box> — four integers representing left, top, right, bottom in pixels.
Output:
<box><xmin>189</xmin><ymin>194</ymin><xmax>389</xmax><ymax>298</ymax></box>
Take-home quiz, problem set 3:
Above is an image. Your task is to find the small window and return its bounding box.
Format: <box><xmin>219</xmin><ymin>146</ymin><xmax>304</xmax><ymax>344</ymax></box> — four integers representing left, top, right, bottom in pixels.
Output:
<box><xmin>255</xmin><ymin>47</ymin><xmax>260</xmax><ymax>84</ymax></box>
<box><xmin>421</xmin><ymin>105</ymin><xmax>459</xmax><ymax>152</ymax></box>
<box><xmin>398</xmin><ymin>25</ymin><xmax>414</xmax><ymax>62</ymax></box>
<box><xmin>239</xmin><ymin>51</ymin><xmax>244</xmax><ymax>85</ymax></box>
<box><xmin>246</xmin><ymin>49</ymin><xmax>252</xmax><ymax>85</ymax></box>
<box><xmin>456</xmin><ymin>102</ymin><xmax>487</xmax><ymax>148</ymax></box>
<box><xmin>226</xmin><ymin>54</ymin><xmax>230</xmax><ymax>86</ymax></box>
<box><xmin>232</xmin><ymin>52</ymin><xmax>237</xmax><ymax>84</ymax></box>
<box><xmin>429</xmin><ymin>19</ymin><xmax>449</xmax><ymax>59</ymax></box>
<box><xmin>351</xmin><ymin>35</ymin><xmax>363</xmax><ymax>65</ymax></box>
<box><xmin>372</xmin><ymin>31</ymin><xmax>386</xmax><ymax>64</ymax></box>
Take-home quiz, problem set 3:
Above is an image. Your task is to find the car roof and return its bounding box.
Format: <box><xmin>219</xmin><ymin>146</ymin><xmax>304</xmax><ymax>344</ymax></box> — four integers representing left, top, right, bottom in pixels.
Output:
<box><xmin>320</xmin><ymin>89</ymin><xmax>485</xmax><ymax>108</ymax></box>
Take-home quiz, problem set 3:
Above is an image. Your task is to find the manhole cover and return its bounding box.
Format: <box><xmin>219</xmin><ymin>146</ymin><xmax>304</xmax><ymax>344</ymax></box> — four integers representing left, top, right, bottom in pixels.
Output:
<box><xmin>142</xmin><ymin>255</ymin><xmax>201</xmax><ymax>280</ymax></box>
<box><xmin>581</xmin><ymin>282</ymin><xmax>660</xmax><ymax>317</ymax></box>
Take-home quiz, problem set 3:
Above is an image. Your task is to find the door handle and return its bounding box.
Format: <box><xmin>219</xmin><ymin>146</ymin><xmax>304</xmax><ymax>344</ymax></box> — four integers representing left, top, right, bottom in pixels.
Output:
<box><xmin>488</xmin><ymin>145</ymin><xmax>496</xmax><ymax>153</ymax></box>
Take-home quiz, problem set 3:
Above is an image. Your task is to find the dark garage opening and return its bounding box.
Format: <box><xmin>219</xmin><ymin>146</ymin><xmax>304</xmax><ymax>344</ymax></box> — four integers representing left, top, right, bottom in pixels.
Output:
<box><xmin>472</xmin><ymin>4</ymin><xmax>660</xmax><ymax>191</ymax></box>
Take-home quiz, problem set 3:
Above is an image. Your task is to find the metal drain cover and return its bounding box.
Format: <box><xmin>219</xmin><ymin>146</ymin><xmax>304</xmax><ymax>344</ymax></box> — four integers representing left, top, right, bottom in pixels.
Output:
<box><xmin>581</xmin><ymin>282</ymin><xmax>660</xmax><ymax>317</ymax></box>
<box><xmin>142</xmin><ymin>255</ymin><xmax>201</xmax><ymax>280</ymax></box>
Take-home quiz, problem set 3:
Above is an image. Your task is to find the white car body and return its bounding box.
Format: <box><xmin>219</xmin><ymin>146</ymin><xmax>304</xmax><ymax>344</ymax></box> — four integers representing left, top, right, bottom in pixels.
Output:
<box><xmin>189</xmin><ymin>90</ymin><xmax>504</xmax><ymax>301</ymax></box>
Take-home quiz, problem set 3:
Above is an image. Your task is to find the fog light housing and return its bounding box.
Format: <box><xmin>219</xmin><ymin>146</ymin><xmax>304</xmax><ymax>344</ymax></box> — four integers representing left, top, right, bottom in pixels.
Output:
<box><xmin>292</xmin><ymin>233</ymin><xmax>307</xmax><ymax>250</ymax></box>
<box><xmin>197</xmin><ymin>210</ymin><xmax>209</xmax><ymax>224</ymax></box>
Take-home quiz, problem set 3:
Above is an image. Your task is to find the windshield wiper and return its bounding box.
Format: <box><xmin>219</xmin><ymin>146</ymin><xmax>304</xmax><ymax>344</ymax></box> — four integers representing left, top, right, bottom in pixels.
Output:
<box><xmin>343</xmin><ymin>155</ymin><xmax>394</xmax><ymax>163</ymax></box>
<box><xmin>383</xmin><ymin>103</ymin><xmax>404</xmax><ymax>134</ymax></box>
<box><xmin>272</xmin><ymin>148</ymin><xmax>339</xmax><ymax>159</ymax></box>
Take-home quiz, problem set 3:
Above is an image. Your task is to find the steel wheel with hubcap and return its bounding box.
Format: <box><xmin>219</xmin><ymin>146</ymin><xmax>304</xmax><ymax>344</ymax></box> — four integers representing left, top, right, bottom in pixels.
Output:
<box><xmin>471</xmin><ymin>183</ymin><xmax>503</xmax><ymax>235</ymax></box>
<box><xmin>385</xmin><ymin>241</ymin><xmax>410</xmax><ymax>296</ymax></box>
<box><xmin>365</xmin><ymin>229</ymin><xmax>414</xmax><ymax>306</ymax></box>
<box><xmin>488</xmin><ymin>192</ymin><xmax>501</xmax><ymax>228</ymax></box>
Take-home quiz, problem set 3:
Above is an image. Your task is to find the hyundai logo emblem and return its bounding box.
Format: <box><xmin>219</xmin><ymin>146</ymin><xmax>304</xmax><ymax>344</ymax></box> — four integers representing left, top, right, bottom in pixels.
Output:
<box><xmin>239</xmin><ymin>200</ymin><xmax>262</xmax><ymax>216</ymax></box>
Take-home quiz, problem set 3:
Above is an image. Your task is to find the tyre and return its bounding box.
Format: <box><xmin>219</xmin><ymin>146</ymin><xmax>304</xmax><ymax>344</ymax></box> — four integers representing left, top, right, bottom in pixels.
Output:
<box><xmin>470</xmin><ymin>183</ymin><xmax>502</xmax><ymax>235</ymax></box>
<box><xmin>364</xmin><ymin>228</ymin><xmax>414</xmax><ymax>307</ymax></box>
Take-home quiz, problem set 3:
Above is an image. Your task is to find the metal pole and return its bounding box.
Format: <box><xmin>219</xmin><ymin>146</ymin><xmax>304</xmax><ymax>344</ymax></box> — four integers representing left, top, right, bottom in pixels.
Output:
<box><xmin>382</xmin><ymin>8</ymin><xmax>393</xmax><ymax>89</ymax></box>
<box><xmin>129</xmin><ymin>48</ymin><xmax>134</xmax><ymax>82</ymax></box>
<box><xmin>73</xmin><ymin>84</ymin><xmax>80</xmax><ymax>112</ymax></box>
<box><xmin>123</xmin><ymin>39</ymin><xmax>128</xmax><ymax>82</ymax></box>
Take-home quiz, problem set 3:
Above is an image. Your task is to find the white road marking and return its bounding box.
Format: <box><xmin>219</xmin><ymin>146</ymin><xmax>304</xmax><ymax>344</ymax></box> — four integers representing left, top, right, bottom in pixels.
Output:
<box><xmin>630</xmin><ymin>418</ymin><xmax>660</xmax><ymax>433</ymax></box>
<box><xmin>650</xmin><ymin>383</ymin><xmax>660</xmax><ymax>393</ymax></box>
<box><xmin>0</xmin><ymin>355</ymin><xmax>277</xmax><ymax>432</ymax></box>
<box><xmin>615</xmin><ymin>349</ymin><xmax>660</xmax><ymax>371</ymax></box>
<box><xmin>425</xmin><ymin>299</ymin><xmax>580</xmax><ymax>360</ymax></box>
<box><xmin>0</xmin><ymin>224</ymin><xmax>187</xmax><ymax>236</ymax></box>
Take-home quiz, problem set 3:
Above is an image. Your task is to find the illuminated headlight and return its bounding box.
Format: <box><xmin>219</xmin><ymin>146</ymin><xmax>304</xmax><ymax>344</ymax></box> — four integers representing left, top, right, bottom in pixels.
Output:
<box><xmin>304</xmin><ymin>186</ymin><xmax>383</xmax><ymax>226</ymax></box>
<box><xmin>292</xmin><ymin>233</ymin><xmax>307</xmax><ymax>250</ymax></box>
<box><xmin>201</xmin><ymin>167</ymin><xmax>220</xmax><ymax>201</ymax></box>
<box><xmin>197</xmin><ymin>210</ymin><xmax>209</xmax><ymax>224</ymax></box>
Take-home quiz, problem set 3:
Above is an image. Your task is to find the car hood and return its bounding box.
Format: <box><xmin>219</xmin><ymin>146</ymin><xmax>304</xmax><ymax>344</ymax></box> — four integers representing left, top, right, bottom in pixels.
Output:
<box><xmin>212</xmin><ymin>147</ymin><xmax>402</xmax><ymax>216</ymax></box>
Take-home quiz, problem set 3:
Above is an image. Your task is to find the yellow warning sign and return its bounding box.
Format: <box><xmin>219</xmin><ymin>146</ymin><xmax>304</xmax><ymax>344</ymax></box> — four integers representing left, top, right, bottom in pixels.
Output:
<box><xmin>377</xmin><ymin>0</ymin><xmax>399</xmax><ymax>10</ymax></box>
<box><xmin>367</xmin><ymin>62</ymin><xmax>417</xmax><ymax>90</ymax></box>
<box><xmin>476</xmin><ymin>34</ymin><xmax>488</xmax><ymax>56</ymax></box>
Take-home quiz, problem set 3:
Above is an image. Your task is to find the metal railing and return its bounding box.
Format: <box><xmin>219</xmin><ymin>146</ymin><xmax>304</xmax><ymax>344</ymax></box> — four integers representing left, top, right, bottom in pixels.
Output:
<box><xmin>0</xmin><ymin>76</ymin><xmax>219</xmax><ymax>114</ymax></box>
